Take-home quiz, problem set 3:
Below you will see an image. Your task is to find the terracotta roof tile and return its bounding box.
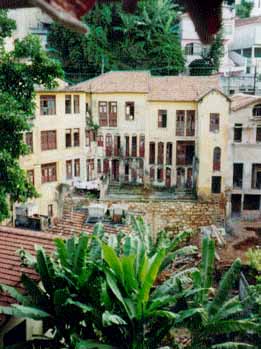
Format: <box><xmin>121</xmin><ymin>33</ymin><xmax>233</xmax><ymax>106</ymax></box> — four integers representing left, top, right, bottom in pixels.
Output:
<box><xmin>235</xmin><ymin>16</ymin><xmax>261</xmax><ymax>27</ymax></box>
<box><xmin>231</xmin><ymin>93</ymin><xmax>261</xmax><ymax>111</ymax></box>
<box><xmin>71</xmin><ymin>71</ymin><xmax>222</xmax><ymax>101</ymax></box>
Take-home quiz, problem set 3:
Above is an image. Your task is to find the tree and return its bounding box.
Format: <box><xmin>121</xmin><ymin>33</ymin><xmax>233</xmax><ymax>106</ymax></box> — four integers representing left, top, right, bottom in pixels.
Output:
<box><xmin>236</xmin><ymin>0</ymin><xmax>254</xmax><ymax>18</ymax></box>
<box><xmin>189</xmin><ymin>31</ymin><xmax>224</xmax><ymax>76</ymax></box>
<box><xmin>47</xmin><ymin>0</ymin><xmax>184</xmax><ymax>82</ymax></box>
<box><xmin>0</xmin><ymin>10</ymin><xmax>63</xmax><ymax>222</ymax></box>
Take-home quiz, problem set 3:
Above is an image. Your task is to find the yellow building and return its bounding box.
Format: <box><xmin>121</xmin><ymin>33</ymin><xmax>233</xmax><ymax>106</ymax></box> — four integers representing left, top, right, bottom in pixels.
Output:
<box><xmin>20</xmin><ymin>72</ymin><xmax>231</xmax><ymax>218</ymax></box>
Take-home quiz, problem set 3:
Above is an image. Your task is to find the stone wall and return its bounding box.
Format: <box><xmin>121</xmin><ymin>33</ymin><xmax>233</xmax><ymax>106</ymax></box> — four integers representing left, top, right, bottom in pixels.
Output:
<box><xmin>64</xmin><ymin>195</ymin><xmax>226</xmax><ymax>236</ymax></box>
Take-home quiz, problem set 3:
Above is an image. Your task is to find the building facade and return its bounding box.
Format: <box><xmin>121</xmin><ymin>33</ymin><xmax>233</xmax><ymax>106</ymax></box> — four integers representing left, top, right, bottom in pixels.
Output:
<box><xmin>228</xmin><ymin>93</ymin><xmax>261</xmax><ymax>218</ymax></box>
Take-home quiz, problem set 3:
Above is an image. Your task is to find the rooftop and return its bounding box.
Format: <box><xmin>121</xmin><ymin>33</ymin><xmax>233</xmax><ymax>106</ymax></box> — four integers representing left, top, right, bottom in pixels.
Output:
<box><xmin>235</xmin><ymin>15</ymin><xmax>261</xmax><ymax>27</ymax></box>
<box><xmin>70</xmin><ymin>71</ymin><xmax>222</xmax><ymax>101</ymax></box>
<box><xmin>231</xmin><ymin>93</ymin><xmax>261</xmax><ymax>111</ymax></box>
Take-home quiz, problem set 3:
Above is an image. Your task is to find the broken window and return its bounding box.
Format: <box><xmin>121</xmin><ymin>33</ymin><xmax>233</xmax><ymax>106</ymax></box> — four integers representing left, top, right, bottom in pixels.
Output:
<box><xmin>105</xmin><ymin>134</ymin><xmax>113</xmax><ymax>157</ymax></box>
<box><xmin>158</xmin><ymin>110</ymin><xmax>167</xmax><ymax>128</ymax></box>
<box><xmin>166</xmin><ymin>142</ymin><xmax>172</xmax><ymax>165</ymax></box>
<box><xmin>252</xmin><ymin>164</ymin><xmax>261</xmax><ymax>189</ymax></box>
<box><xmin>25</xmin><ymin>132</ymin><xmax>33</xmax><ymax>152</ymax></box>
<box><xmin>65</xmin><ymin>95</ymin><xmax>72</xmax><ymax>114</ymax></box>
<box><xmin>186</xmin><ymin>110</ymin><xmax>195</xmax><ymax>136</ymax></box>
<box><xmin>158</xmin><ymin>142</ymin><xmax>164</xmax><ymax>165</ymax></box>
<box><xmin>211</xmin><ymin>176</ymin><xmax>221</xmax><ymax>194</ymax></box>
<box><xmin>41</xmin><ymin>162</ymin><xmax>57</xmax><ymax>183</ymax></box>
<box><xmin>149</xmin><ymin>142</ymin><xmax>155</xmax><ymax>164</ymax></box>
<box><xmin>73</xmin><ymin>95</ymin><xmax>80</xmax><ymax>113</ymax></box>
<box><xmin>114</xmin><ymin>135</ymin><xmax>121</xmax><ymax>156</ymax></box>
<box><xmin>157</xmin><ymin>168</ymin><xmax>164</xmax><ymax>182</ymax></box>
<box><xmin>109</xmin><ymin>102</ymin><xmax>117</xmax><ymax>127</ymax></box>
<box><xmin>41</xmin><ymin>130</ymin><xmax>57</xmax><ymax>151</ymax></box>
<box><xmin>97</xmin><ymin>135</ymin><xmax>104</xmax><ymax>147</ymax></box>
<box><xmin>66</xmin><ymin>160</ymin><xmax>73</xmax><ymax>179</ymax></box>
<box><xmin>40</xmin><ymin>95</ymin><xmax>56</xmax><ymax>115</ymax></box>
<box><xmin>256</xmin><ymin>126</ymin><xmax>261</xmax><ymax>142</ymax></box>
<box><xmin>99</xmin><ymin>101</ymin><xmax>108</xmax><ymax>126</ymax></box>
<box><xmin>234</xmin><ymin>123</ymin><xmax>242</xmax><ymax>142</ymax></box>
<box><xmin>233</xmin><ymin>163</ymin><xmax>243</xmax><ymax>189</ymax></box>
<box><xmin>125</xmin><ymin>136</ymin><xmax>130</xmax><ymax>156</ymax></box>
<box><xmin>73</xmin><ymin>128</ymin><xmax>80</xmax><ymax>147</ymax></box>
<box><xmin>150</xmin><ymin>167</ymin><xmax>155</xmax><ymax>182</ymax></box>
<box><xmin>126</xmin><ymin>102</ymin><xmax>135</xmax><ymax>120</ymax></box>
<box><xmin>243</xmin><ymin>195</ymin><xmax>260</xmax><ymax>210</ymax></box>
<box><xmin>139</xmin><ymin>135</ymin><xmax>145</xmax><ymax>157</ymax></box>
<box><xmin>253</xmin><ymin>104</ymin><xmax>261</xmax><ymax>117</ymax></box>
<box><xmin>132</xmin><ymin>136</ymin><xmax>137</xmax><ymax>157</ymax></box>
<box><xmin>103</xmin><ymin>159</ymin><xmax>109</xmax><ymax>174</ymax></box>
<box><xmin>213</xmin><ymin>147</ymin><xmax>221</xmax><ymax>171</ymax></box>
<box><xmin>74</xmin><ymin>159</ymin><xmax>80</xmax><ymax>177</ymax></box>
<box><xmin>176</xmin><ymin>141</ymin><xmax>195</xmax><ymax>166</ymax></box>
<box><xmin>210</xmin><ymin>113</ymin><xmax>220</xmax><ymax>133</ymax></box>
<box><xmin>176</xmin><ymin>110</ymin><xmax>185</xmax><ymax>136</ymax></box>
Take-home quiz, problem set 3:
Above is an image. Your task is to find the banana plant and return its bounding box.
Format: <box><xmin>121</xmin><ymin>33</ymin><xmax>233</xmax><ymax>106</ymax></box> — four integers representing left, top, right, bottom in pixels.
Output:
<box><xmin>174</xmin><ymin>237</ymin><xmax>259</xmax><ymax>349</ymax></box>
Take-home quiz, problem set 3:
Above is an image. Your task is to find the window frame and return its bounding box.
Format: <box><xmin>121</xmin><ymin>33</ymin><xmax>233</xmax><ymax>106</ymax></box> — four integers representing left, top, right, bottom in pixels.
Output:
<box><xmin>41</xmin><ymin>162</ymin><xmax>57</xmax><ymax>183</ymax></box>
<box><xmin>209</xmin><ymin>113</ymin><xmax>220</xmax><ymax>133</ymax></box>
<box><xmin>158</xmin><ymin>110</ymin><xmax>167</xmax><ymax>128</ymax></box>
<box><xmin>41</xmin><ymin>130</ymin><xmax>57</xmax><ymax>151</ymax></box>
<box><xmin>125</xmin><ymin>102</ymin><xmax>135</xmax><ymax>121</ymax></box>
<box><xmin>40</xmin><ymin>95</ymin><xmax>56</xmax><ymax>115</ymax></box>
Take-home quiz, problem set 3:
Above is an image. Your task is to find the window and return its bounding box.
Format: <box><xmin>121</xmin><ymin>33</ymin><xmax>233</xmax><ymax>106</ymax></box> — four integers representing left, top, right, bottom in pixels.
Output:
<box><xmin>126</xmin><ymin>102</ymin><xmax>135</xmax><ymax>120</ymax></box>
<box><xmin>257</xmin><ymin>126</ymin><xmax>261</xmax><ymax>142</ymax></box>
<box><xmin>125</xmin><ymin>162</ymin><xmax>129</xmax><ymax>182</ymax></box>
<box><xmin>99</xmin><ymin>101</ymin><xmax>108</xmax><ymax>126</ymax></box>
<box><xmin>158</xmin><ymin>110</ymin><xmax>167</xmax><ymax>128</ymax></box>
<box><xmin>41</xmin><ymin>163</ymin><xmax>57</xmax><ymax>183</ymax></box>
<box><xmin>233</xmin><ymin>163</ymin><xmax>243</xmax><ymax>189</ymax></box>
<box><xmin>157</xmin><ymin>142</ymin><xmax>164</xmax><ymax>165</ymax></box>
<box><xmin>150</xmin><ymin>167</ymin><xmax>155</xmax><ymax>181</ymax></box>
<box><xmin>243</xmin><ymin>195</ymin><xmax>260</xmax><ymax>210</ymax></box>
<box><xmin>125</xmin><ymin>136</ymin><xmax>130</xmax><ymax>157</ymax></box>
<box><xmin>73</xmin><ymin>95</ymin><xmax>80</xmax><ymax>113</ymax></box>
<box><xmin>109</xmin><ymin>102</ymin><xmax>117</xmax><ymax>127</ymax></box>
<box><xmin>97</xmin><ymin>135</ymin><xmax>104</xmax><ymax>147</ymax></box>
<box><xmin>186</xmin><ymin>110</ymin><xmax>195</xmax><ymax>136</ymax></box>
<box><xmin>27</xmin><ymin>170</ymin><xmax>34</xmax><ymax>185</ymax></box>
<box><xmin>65</xmin><ymin>95</ymin><xmax>72</xmax><ymax>114</ymax></box>
<box><xmin>74</xmin><ymin>159</ymin><xmax>80</xmax><ymax>177</ymax></box>
<box><xmin>242</xmin><ymin>48</ymin><xmax>252</xmax><ymax>58</ymax></box>
<box><xmin>66</xmin><ymin>129</ymin><xmax>72</xmax><ymax>147</ymax></box>
<box><xmin>166</xmin><ymin>142</ymin><xmax>172</xmax><ymax>165</ymax></box>
<box><xmin>85</xmin><ymin>130</ymin><xmax>90</xmax><ymax>147</ymax></box>
<box><xmin>252</xmin><ymin>164</ymin><xmax>261</xmax><ymax>189</ymax></box>
<box><xmin>105</xmin><ymin>134</ymin><xmax>112</xmax><ymax>156</ymax></box>
<box><xmin>253</xmin><ymin>104</ymin><xmax>261</xmax><ymax>117</ymax></box>
<box><xmin>103</xmin><ymin>159</ymin><xmax>109</xmax><ymax>174</ymax></box>
<box><xmin>41</xmin><ymin>130</ymin><xmax>57</xmax><ymax>151</ymax></box>
<box><xmin>132</xmin><ymin>136</ymin><xmax>137</xmax><ymax>157</ymax></box>
<box><xmin>40</xmin><ymin>95</ymin><xmax>56</xmax><ymax>115</ymax></box>
<box><xmin>176</xmin><ymin>110</ymin><xmax>185</xmax><ymax>136</ymax></box>
<box><xmin>73</xmin><ymin>128</ymin><xmax>80</xmax><ymax>146</ymax></box>
<box><xmin>97</xmin><ymin>159</ymin><xmax>102</xmax><ymax>174</ymax></box>
<box><xmin>149</xmin><ymin>142</ymin><xmax>155</xmax><ymax>164</ymax></box>
<box><xmin>157</xmin><ymin>168</ymin><xmax>164</xmax><ymax>182</ymax></box>
<box><xmin>234</xmin><ymin>124</ymin><xmax>242</xmax><ymax>142</ymax></box>
<box><xmin>25</xmin><ymin>132</ymin><xmax>33</xmax><ymax>152</ymax></box>
<box><xmin>213</xmin><ymin>147</ymin><xmax>221</xmax><ymax>171</ymax></box>
<box><xmin>66</xmin><ymin>160</ymin><xmax>72</xmax><ymax>179</ymax></box>
<box><xmin>114</xmin><ymin>135</ymin><xmax>121</xmax><ymax>156</ymax></box>
<box><xmin>139</xmin><ymin>135</ymin><xmax>145</xmax><ymax>157</ymax></box>
<box><xmin>210</xmin><ymin>113</ymin><xmax>220</xmax><ymax>133</ymax></box>
<box><xmin>185</xmin><ymin>43</ymin><xmax>194</xmax><ymax>55</ymax></box>
<box><xmin>254</xmin><ymin>47</ymin><xmax>261</xmax><ymax>58</ymax></box>
<box><xmin>211</xmin><ymin>176</ymin><xmax>221</xmax><ymax>194</ymax></box>
<box><xmin>48</xmin><ymin>204</ymin><xmax>53</xmax><ymax>217</ymax></box>
<box><xmin>176</xmin><ymin>141</ymin><xmax>195</xmax><ymax>165</ymax></box>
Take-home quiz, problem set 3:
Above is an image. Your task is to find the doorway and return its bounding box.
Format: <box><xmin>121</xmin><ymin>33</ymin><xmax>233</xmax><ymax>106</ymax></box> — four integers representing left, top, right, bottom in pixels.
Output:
<box><xmin>111</xmin><ymin>159</ymin><xmax>119</xmax><ymax>181</ymax></box>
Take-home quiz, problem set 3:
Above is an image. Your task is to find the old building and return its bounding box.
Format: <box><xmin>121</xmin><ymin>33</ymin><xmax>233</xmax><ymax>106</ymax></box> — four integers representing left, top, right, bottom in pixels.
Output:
<box><xmin>228</xmin><ymin>93</ymin><xmax>261</xmax><ymax>218</ymax></box>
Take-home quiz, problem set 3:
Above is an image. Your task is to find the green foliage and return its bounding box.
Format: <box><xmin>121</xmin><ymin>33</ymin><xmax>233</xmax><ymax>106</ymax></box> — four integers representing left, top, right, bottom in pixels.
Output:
<box><xmin>0</xmin><ymin>10</ymin><xmax>63</xmax><ymax>221</ymax></box>
<box><xmin>246</xmin><ymin>248</ymin><xmax>261</xmax><ymax>272</ymax></box>
<box><xmin>47</xmin><ymin>0</ymin><xmax>184</xmax><ymax>81</ymax></box>
<box><xmin>236</xmin><ymin>0</ymin><xmax>254</xmax><ymax>18</ymax></box>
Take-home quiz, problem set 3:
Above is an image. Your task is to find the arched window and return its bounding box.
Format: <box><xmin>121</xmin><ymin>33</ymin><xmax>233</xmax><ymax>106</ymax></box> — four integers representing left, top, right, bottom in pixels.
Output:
<box><xmin>105</xmin><ymin>134</ymin><xmax>112</xmax><ymax>157</ymax></box>
<box><xmin>253</xmin><ymin>104</ymin><xmax>261</xmax><ymax>117</ymax></box>
<box><xmin>213</xmin><ymin>147</ymin><xmax>221</xmax><ymax>171</ymax></box>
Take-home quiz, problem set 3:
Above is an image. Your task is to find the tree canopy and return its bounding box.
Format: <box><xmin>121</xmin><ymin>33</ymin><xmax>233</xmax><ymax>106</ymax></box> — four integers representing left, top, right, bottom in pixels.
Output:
<box><xmin>236</xmin><ymin>0</ymin><xmax>254</xmax><ymax>18</ymax></box>
<box><xmin>47</xmin><ymin>0</ymin><xmax>185</xmax><ymax>82</ymax></box>
<box><xmin>0</xmin><ymin>10</ymin><xmax>63</xmax><ymax>222</ymax></box>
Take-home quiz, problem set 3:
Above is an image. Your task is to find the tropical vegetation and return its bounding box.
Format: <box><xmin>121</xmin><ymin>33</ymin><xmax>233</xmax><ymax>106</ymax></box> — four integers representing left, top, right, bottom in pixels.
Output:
<box><xmin>0</xmin><ymin>218</ymin><xmax>259</xmax><ymax>349</ymax></box>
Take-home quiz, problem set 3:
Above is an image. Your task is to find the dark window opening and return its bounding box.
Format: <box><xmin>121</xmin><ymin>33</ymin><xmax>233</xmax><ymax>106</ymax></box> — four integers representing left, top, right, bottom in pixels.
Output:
<box><xmin>126</xmin><ymin>102</ymin><xmax>135</xmax><ymax>120</ymax></box>
<box><xmin>157</xmin><ymin>142</ymin><xmax>164</xmax><ymax>165</ymax></box>
<box><xmin>73</xmin><ymin>128</ymin><xmax>80</xmax><ymax>147</ymax></box>
<box><xmin>176</xmin><ymin>141</ymin><xmax>195</xmax><ymax>166</ymax></box>
<box><xmin>150</xmin><ymin>167</ymin><xmax>155</xmax><ymax>181</ymax></box>
<box><xmin>176</xmin><ymin>110</ymin><xmax>185</xmax><ymax>136</ymax></box>
<box><xmin>65</xmin><ymin>95</ymin><xmax>72</xmax><ymax>114</ymax></box>
<box><xmin>3</xmin><ymin>321</ymin><xmax>26</xmax><ymax>346</ymax></box>
<box><xmin>186</xmin><ymin>110</ymin><xmax>195</xmax><ymax>136</ymax></box>
<box><xmin>40</xmin><ymin>95</ymin><xmax>56</xmax><ymax>115</ymax></box>
<box><xmin>252</xmin><ymin>164</ymin><xmax>261</xmax><ymax>189</ymax></box>
<box><xmin>157</xmin><ymin>168</ymin><xmax>164</xmax><ymax>182</ymax></box>
<box><xmin>213</xmin><ymin>147</ymin><xmax>221</xmax><ymax>172</ymax></box>
<box><xmin>103</xmin><ymin>159</ymin><xmax>109</xmax><ymax>174</ymax></box>
<box><xmin>257</xmin><ymin>126</ymin><xmax>261</xmax><ymax>142</ymax></box>
<box><xmin>243</xmin><ymin>195</ymin><xmax>260</xmax><ymax>210</ymax></box>
<box><xmin>166</xmin><ymin>142</ymin><xmax>172</xmax><ymax>165</ymax></box>
<box><xmin>211</xmin><ymin>176</ymin><xmax>221</xmax><ymax>194</ymax></box>
<box><xmin>158</xmin><ymin>110</ymin><xmax>167</xmax><ymax>128</ymax></box>
<box><xmin>234</xmin><ymin>124</ymin><xmax>242</xmax><ymax>142</ymax></box>
<box><xmin>66</xmin><ymin>129</ymin><xmax>72</xmax><ymax>147</ymax></box>
<box><xmin>139</xmin><ymin>135</ymin><xmax>145</xmax><ymax>157</ymax></box>
<box><xmin>114</xmin><ymin>135</ymin><xmax>121</xmax><ymax>156</ymax></box>
<box><xmin>105</xmin><ymin>134</ymin><xmax>113</xmax><ymax>157</ymax></box>
<box><xmin>149</xmin><ymin>142</ymin><xmax>155</xmax><ymax>164</ymax></box>
<box><xmin>97</xmin><ymin>159</ymin><xmax>102</xmax><ymax>174</ymax></box>
<box><xmin>132</xmin><ymin>136</ymin><xmax>137</xmax><ymax>157</ymax></box>
<box><xmin>125</xmin><ymin>136</ymin><xmax>130</xmax><ymax>157</ymax></box>
<box><xmin>210</xmin><ymin>113</ymin><xmax>220</xmax><ymax>133</ymax></box>
<box><xmin>233</xmin><ymin>163</ymin><xmax>243</xmax><ymax>189</ymax></box>
<box><xmin>253</xmin><ymin>104</ymin><xmax>261</xmax><ymax>117</ymax></box>
<box><xmin>231</xmin><ymin>194</ymin><xmax>242</xmax><ymax>216</ymax></box>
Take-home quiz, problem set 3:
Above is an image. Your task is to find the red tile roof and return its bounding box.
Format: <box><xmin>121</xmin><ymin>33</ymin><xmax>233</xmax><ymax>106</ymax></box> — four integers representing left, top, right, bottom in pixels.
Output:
<box><xmin>71</xmin><ymin>71</ymin><xmax>222</xmax><ymax>101</ymax></box>
<box><xmin>231</xmin><ymin>93</ymin><xmax>261</xmax><ymax>111</ymax></box>
<box><xmin>235</xmin><ymin>16</ymin><xmax>261</xmax><ymax>27</ymax></box>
